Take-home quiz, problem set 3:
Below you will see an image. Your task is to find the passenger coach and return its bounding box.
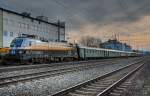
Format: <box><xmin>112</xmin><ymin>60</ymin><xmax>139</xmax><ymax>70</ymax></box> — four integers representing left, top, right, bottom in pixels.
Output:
<box><xmin>77</xmin><ymin>46</ymin><xmax>137</xmax><ymax>60</ymax></box>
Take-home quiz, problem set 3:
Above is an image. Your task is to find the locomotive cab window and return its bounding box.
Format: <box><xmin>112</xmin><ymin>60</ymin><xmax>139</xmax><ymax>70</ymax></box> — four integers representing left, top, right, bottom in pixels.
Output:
<box><xmin>10</xmin><ymin>38</ymin><xmax>23</xmax><ymax>47</ymax></box>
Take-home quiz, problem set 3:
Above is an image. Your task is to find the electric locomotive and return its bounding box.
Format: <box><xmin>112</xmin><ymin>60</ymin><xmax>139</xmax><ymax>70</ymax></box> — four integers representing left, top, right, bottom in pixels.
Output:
<box><xmin>3</xmin><ymin>37</ymin><xmax>78</xmax><ymax>64</ymax></box>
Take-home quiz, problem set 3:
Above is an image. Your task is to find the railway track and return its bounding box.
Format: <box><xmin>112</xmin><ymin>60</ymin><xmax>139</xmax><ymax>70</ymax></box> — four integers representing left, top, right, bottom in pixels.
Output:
<box><xmin>0</xmin><ymin>57</ymin><xmax>141</xmax><ymax>88</ymax></box>
<box><xmin>0</xmin><ymin>59</ymin><xmax>126</xmax><ymax>87</ymax></box>
<box><xmin>51</xmin><ymin>58</ymin><xmax>146</xmax><ymax>96</ymax></box>
<box><xmin>0</xmin><ymin>57</ymin><xmax>138</xmax><ymax>72</ymax></box>
<box><xmin>0</xmin><ymin>58</ymin><xmax>125</xmax><ymax>72</ymax></box>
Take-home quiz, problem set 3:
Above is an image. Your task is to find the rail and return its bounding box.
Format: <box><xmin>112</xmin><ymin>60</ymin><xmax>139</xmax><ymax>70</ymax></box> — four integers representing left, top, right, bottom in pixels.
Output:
<box><xmin>51</xmin><ymin>58</ymin><xmax>144</xmax><ymax>96</ymax></box>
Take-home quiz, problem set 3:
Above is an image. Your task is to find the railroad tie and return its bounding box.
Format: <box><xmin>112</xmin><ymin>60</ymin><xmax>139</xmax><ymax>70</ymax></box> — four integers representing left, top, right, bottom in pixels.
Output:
<box><xmin>109</xmin><ymin>81</ymin><xmax>132</xmax><ymax>96</ymax></box>
<box><xmin>86</xmin><ymin>85</ymin><xmax>107</xmax><ymax>89</ymax></box>
<box><xmin>68</xmin><ymin>92</ymin><xmax>87</xmax><ymax>96</ymax></box>
<box><xmin>90</xmin><ymin>83</ymin><xmax>109</xmax><ymax>87</ymax></box>
<box><xmin>116</xmin><ymin>87</ymin><xmax>127</xmax><ymax>91</ymax></box>
<box><xmin>109</xmin><ymin>92</ymin><xmax>121</xmax><ymax>96</ymax></box>
<box><xmin>70</xmin><ymin>90</ymin><xmax>96</xmax><ymax>96</ymax></box>
<box><xmin>112</xmin><ymin>89</ymin><xmax>124</xmax><ymax>94</ymax></box>
<box><xmin>80</xmin><ymin>87</ymin><xmax>100</xmax><ymax>91</ymax></box>
<box><xmin>94</xmin><ymin>81</ymin><xmax>113</xmax><ymax>85</ymax></box>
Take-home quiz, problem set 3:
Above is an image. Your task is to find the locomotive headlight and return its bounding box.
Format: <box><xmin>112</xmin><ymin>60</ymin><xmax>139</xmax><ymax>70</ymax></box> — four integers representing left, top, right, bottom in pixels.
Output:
<box><xmin>19</xmin><ymin>50</ymin><xmax>23</xmax><ymax>54</ymax></box>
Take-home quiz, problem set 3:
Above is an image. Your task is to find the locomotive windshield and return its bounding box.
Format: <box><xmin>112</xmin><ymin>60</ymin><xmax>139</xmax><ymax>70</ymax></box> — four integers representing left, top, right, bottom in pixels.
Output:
<box><xmin>10</xmin><ymin>38</ymin><xmax>23</xmax><ymax>47</ymax></box>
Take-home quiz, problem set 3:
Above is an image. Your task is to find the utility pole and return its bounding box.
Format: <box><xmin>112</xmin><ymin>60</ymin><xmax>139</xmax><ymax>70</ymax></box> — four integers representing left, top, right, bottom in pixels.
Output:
<box><xmin>64</xmin><ymin>22</ymin><xmax>65</xmax><ymax>41</ymax></box>
<box><xmin>58</xmin><ymin>20</ymin><xmax>60</xmax><ymax>42</ymax></box>
<box><xmin>57</xmin><ymin>20</ymin><xmax>65</xmax><ymax>42</ymax></box>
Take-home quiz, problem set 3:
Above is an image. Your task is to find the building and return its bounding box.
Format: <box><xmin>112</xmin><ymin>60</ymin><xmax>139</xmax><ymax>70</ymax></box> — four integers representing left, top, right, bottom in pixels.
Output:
<box><xmin>100</xmin><ymin>39</ymin><xmax>132</xmax><ymax>52</ymax></box>
<box><xmin>0</xmin><ymin>7</ymin><xmax>65</xmax><ymax>48</ymax></box>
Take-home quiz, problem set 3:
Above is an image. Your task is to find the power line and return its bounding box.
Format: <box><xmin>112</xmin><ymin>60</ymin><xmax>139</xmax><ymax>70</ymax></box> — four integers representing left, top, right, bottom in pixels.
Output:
<box><xmin>50</xmin><ymin>0</ymin><xmax>83</xmax><ymax>19</ymax></box>
<box><xmin>0</xmin><ymin>1</ymin><xmax>15</xmax><ymax>11</ymax></box>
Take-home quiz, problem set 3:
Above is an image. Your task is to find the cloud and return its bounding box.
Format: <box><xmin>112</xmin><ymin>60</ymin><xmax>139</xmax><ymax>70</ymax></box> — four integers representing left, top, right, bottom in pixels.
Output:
<box><xmin>2</xmin><ymin>0</ymin><xmax>150</xmax><ymax>25</ymax></box>
<box><xmin>0</xmin><ymin>0</ymin><xmax>150</xmax><ymax>50</ymax></box>
<box><xmin>69</xmin><ymin>15</ymin><xmax>150</xmax><ymax>50</ymax></box>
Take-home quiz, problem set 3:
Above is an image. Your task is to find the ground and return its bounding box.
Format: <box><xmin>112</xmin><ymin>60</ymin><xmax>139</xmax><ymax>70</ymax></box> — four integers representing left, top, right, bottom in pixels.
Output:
<box><xmin>124</xmin><ymin>58</ymin><xmax>150</xmax><ymax>96</ymax></box>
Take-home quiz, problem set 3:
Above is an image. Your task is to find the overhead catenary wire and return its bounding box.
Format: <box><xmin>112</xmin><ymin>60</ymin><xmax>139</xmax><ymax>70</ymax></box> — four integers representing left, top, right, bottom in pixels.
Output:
<box><xmin>50</xmin><ymin>0</ymin><xmax>84</xmax><ymax>20</ymax></box>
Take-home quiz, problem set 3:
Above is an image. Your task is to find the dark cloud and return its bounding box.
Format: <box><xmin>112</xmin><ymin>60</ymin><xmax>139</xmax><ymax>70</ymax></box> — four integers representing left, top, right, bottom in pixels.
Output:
<box><xmin>1</xmin><ymin>0</ymin><xmax>150</xmax><ymax>26</ymax></box>
<box><xmin>0</xmin><ymin>0</ymin><xmax>150</xmax><ymax>50</ymax></box>
<box><xmin>1</xmin><ymin>0</ymin><xmax>150</xmax><ymax>31</ymax></box>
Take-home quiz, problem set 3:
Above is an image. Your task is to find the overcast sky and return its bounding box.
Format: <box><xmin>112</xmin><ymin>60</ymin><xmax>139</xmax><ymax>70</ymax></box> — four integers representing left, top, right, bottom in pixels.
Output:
<box><xmin>0</xmin><ymin>0</ymin><xmax>150</xmax><ymax>51</ymax></box>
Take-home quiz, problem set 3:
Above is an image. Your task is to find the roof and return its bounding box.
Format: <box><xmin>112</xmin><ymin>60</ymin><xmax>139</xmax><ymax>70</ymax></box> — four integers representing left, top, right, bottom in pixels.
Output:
<box><xmin>79</xmin><ymin>46</ymin><xmax>135</xmax><ymax>53</ymax></box>
<box><xmin>0</xmin><ymin>7</ymin><xmax>65</xmax><ymax>28</ymax></box>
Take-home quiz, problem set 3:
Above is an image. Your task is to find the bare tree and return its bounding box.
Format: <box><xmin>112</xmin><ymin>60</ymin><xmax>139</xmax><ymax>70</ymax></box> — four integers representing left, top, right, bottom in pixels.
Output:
<box><xmin>79</xmin><ymin>36</ymin><xmax>102</xmax><ymax>47</ymax></box>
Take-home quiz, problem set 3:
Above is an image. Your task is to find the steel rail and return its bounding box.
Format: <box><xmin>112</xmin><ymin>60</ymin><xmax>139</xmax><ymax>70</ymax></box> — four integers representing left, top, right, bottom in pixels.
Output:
<box><xmin>51</xmin><ymin>59</ymin><xmax>144</xmax><ymax>96</ymax></box>
<box><xmin>0</xmin><ymin>60</ymin><xmax>119</xmax><ymax>87</ymax></box>
<box><xmin>97</xmin><ymin>61</ymin><xmax>144</xmax><ymax>96</ymax></box>
<box><xmin>0</xmin><ymin>57</ymin><xmax>127</xmax><ymax>72</ymax></box>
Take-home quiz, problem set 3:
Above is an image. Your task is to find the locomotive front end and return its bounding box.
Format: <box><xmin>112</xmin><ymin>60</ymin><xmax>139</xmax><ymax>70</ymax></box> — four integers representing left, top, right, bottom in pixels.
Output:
<box><xmin>2</xmin><ymin>37</ymin><xmax>25</xmax><ymax>64</ymax></box>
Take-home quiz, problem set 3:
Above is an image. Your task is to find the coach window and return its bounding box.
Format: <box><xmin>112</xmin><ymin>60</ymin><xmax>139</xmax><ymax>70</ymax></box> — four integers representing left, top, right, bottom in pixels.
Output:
<box><xmin>85</xmin><ymin>50</ymin><xmax>88</xmax><ymax>53</ymax></box>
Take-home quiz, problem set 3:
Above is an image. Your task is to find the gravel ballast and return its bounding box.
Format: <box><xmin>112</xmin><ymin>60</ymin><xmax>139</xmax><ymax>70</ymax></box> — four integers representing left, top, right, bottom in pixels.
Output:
<box><xmin>0</xmin><ymin>58</ymin><xmax>141</xmax><ymax>96</ymax></box>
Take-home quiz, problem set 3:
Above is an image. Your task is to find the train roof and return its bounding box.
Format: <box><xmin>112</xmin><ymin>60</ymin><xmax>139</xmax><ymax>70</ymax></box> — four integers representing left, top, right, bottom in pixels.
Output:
<box><xmin>11</xmin><ymin>37</ymin><xmax>74</xmax><ymax>51</ymax></box>
<box><xmin>78</xmin><ymin>46</ymin><xmax>135</xmax><ymax>53</ymax></box>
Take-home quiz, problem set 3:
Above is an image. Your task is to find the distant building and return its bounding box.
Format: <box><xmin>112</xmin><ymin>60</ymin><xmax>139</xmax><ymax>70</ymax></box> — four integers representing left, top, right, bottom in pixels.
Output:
<box><xmin>100</xmin><ymin>39</ymin><xmax>132</xmax><ymax>52</ymax></box>
<box><xmin>0</xmin><ymin>7</ymin><xmax>65</xmax><ymax>48</ymax></box>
